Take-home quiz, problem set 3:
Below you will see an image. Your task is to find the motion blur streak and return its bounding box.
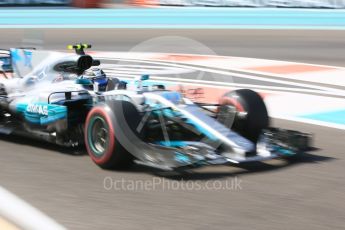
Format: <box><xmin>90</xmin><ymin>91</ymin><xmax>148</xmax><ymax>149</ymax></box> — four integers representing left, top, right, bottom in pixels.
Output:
<box><xmin>0</xmin><ymin>28</ymin><xmax>344</xmax><ymax>230</ymax></box>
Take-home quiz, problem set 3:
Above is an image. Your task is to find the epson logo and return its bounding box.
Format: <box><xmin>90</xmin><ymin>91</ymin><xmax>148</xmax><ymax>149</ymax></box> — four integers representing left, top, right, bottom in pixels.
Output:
<box><xmin>26</xmin><ymin>104</ymin><xmax>48</xmax><ymax>116</ymax></box>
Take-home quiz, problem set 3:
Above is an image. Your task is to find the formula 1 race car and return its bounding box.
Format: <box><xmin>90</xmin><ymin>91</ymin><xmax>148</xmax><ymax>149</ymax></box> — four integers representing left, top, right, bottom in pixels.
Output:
<box><xmin>0</xmin><ymin>44</ymin><xmax>311</xmax><ymax>171</ymax></box>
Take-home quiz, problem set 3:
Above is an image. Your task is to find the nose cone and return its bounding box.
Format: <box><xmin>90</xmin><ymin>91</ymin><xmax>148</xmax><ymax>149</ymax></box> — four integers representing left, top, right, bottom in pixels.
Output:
<box><xmin>181</xmin><ymin>104</ymin><xmax>256</xmax><ymax>152</ymax></box>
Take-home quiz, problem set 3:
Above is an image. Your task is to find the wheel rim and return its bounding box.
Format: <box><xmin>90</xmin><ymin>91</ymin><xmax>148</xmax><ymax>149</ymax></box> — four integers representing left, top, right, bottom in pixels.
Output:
<box><xmin>218</xmin><ymin>105</ymin><xmax>236</xmax><ymax>128</ymax></box>
<box><xmin>88</xmin><ymin>115</ymin><xmax>110</xmax><ymax>157</ymax></box>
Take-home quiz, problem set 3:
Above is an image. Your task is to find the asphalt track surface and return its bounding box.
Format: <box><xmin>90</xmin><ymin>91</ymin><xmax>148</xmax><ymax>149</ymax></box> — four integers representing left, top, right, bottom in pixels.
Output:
<box><xmin>0</xmin><ymin>29</ymin><xmax>345</xmax><ymax>230</ymax></box>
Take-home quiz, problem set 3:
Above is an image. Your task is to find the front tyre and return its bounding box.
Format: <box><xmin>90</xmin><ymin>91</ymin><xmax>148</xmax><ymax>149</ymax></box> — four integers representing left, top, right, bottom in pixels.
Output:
<box><xmin>218</xmin><ymin>89</ymin><xmax>269</xmax><ymax>142</ymax></box>
<box><xmin>85</xmin><ymin>104</ymin><xmax>133</xmax><ymax>169</ymax></box>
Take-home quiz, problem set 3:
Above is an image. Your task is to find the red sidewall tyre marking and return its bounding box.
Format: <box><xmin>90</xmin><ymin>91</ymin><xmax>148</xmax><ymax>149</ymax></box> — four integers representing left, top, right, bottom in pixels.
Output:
<box><xmin>219</xmin><ymin>97</ymin><xmax>245</xmax><ymax>112</ymax></box>
<box><xmin>85</xmin><ymin>107</ymin><xmax>115</xmax><ymax>165</ymax></box>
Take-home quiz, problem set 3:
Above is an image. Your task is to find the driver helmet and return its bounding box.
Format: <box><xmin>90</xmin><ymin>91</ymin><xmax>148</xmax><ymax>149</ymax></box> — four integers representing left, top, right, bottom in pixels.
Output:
<box><xmin>83</xmin><ymin>68</ymin><xmax>106</xmax><ymax>79</ymax></box>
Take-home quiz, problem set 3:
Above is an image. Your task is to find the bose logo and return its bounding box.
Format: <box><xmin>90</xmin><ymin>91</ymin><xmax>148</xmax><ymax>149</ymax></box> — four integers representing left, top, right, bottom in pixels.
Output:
<box><xmin>26</xmin><ymin>104</ymin><xmax>48</xmax><ymax>116</ymax></box>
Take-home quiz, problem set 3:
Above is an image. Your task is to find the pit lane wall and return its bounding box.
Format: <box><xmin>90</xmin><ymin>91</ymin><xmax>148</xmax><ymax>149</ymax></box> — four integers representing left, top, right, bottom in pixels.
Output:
<box><xmin>132</xmin><ymin>0</ymin><xmax>345</xmax><ymax>8</ymax></box>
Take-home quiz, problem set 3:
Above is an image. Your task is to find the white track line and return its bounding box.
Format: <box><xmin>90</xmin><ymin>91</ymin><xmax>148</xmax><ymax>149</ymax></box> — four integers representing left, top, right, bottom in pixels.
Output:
<box><xmin>105</xmin><ymin>70</ymin><xmax>343</xmax><ymax>97</ymax></box>
<box><xmin>0</xmin><ymin>186</ymin><xmax>66</xmax><ymax>230</ymax></box>
<box><xmin>95</xmin><ymin>51</ymin><xmax>345</xmax><ymax>88</ymax></box>
<box><xmin>99</xmin><ymin>57</ymin><xmax>345</xmax><ymax>97</ymax></box>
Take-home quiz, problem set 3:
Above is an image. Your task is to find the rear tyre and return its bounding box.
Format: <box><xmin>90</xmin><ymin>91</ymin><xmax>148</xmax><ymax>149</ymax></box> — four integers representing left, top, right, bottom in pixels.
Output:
<box><xmin>218</xmin><ymin>89</ymin><xmax>269</xmax><ymax>142</ymax></box>
<box><xmin>85</xmin><ymin>101</ymin><xmax>140</xmax><ymax>169</ymax></box>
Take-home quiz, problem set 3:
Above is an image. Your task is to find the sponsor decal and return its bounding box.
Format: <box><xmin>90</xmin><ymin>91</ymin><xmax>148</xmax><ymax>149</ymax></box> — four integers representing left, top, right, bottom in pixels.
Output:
<box><xmin>26</xmin><ymin>103</ymin><xmax>48</xmax><ymax>116</ymax></box>
<box><xmin>17</xmin><ymin>103</ymin><xmax>68</xmax><ymax>125</ymax></box>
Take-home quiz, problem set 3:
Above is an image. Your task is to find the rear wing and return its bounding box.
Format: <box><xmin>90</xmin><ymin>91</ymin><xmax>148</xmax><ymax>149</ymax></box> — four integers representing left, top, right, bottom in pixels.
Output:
<box><xmin>0</xmin><ymin>47</ymin><xmax>38</xmax><ymax>79</ymax></box>
<box><xmin>1</xmin><ymin>45</ymin><xmax>99</xmax><ymax>79</ymax></box>
<box><xmin>0</xmin><ymin>49</ymin><xmax>13</xmax><ymax>73</ymax></box>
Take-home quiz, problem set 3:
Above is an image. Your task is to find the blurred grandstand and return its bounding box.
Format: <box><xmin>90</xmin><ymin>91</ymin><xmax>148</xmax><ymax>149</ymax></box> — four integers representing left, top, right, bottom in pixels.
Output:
<box><xmin>0</xmin><ymin>0</ymin><xmax>344</xmax><ymax>8</ymax></box>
